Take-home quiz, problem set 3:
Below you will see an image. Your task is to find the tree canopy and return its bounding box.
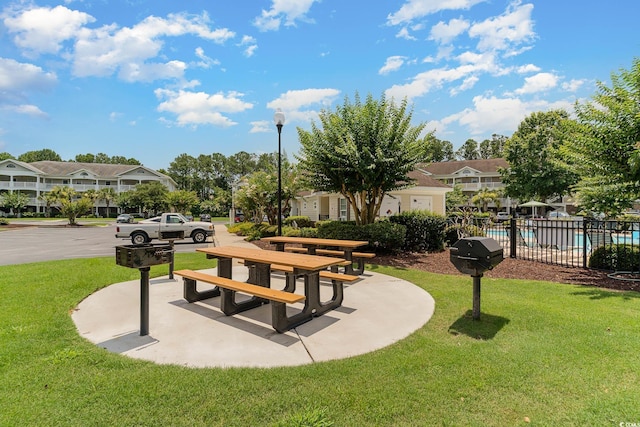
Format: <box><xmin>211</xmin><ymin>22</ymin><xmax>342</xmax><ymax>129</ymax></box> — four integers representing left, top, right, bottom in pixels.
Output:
<box><xmin>17</xmin><ymin>149</ymin><xmax>62</xmax><ymax>162</ymax></box>
<box><xmin>499</xmin><ymin>110</ymin><xmax>579</xmax><ymax>202</ymax></box>
<box><xmin>296</xmin><ymin>92</ymin><xmax>427</xmax><ymax>225</ymax></box>
<box><xmin>559</xmin><ymin>58</ymin><xmax>640</xmax><ymax>216</ymax></box>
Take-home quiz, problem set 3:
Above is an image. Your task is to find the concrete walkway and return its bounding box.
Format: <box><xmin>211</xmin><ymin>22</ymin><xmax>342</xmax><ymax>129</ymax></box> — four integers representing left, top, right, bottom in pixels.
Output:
<box><xmin>72</xmin><ymin>224</ymin><xmax>435</xmax><ymax>368</ymax></box>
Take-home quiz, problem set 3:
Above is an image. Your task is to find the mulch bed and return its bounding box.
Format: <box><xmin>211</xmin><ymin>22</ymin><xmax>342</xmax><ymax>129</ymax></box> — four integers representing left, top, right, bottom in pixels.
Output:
<box><xmin>251</xmin><ymin>239</ymin><xmax>639</xmax><ymax>293</ymax></box>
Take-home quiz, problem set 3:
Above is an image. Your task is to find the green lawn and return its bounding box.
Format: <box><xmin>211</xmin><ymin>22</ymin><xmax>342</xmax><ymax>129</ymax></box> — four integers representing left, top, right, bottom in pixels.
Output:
<box><xmin>1</xmin><ymin>255</ymin><xmax>639</xmax><ymax>426</ymax></box>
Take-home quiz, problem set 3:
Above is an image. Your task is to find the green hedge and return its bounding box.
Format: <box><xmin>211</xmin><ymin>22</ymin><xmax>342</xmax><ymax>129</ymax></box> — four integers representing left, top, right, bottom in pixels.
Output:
<box><xmin>588</xmin><ymin>244</ymin><xmax>640</xmax><ymax>271</ymax></box>
<box><xmin>284</xmin><ymin>216</ymin><xmax>314</xmax><ymax>228</ymax></box>
<box><xmin>389</xmin><ymin>210</ymin><xmax>447</xmax><ymax>252</ymax></box>
<box><xmin>316</xmin><ymin>220</ymin><xmax>406</xmax><ymax>253</ymax></box>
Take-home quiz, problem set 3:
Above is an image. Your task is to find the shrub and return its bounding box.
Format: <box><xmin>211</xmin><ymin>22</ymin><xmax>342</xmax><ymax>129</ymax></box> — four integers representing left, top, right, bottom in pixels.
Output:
<box><xmin>284</xmin><ymin>216</ymin><xmax>313</xmax><ymax>228</ymax></box>
<box><xmin>228</xmin><ymin>222</ymin><xmax>256</xmax><ymax>236</ymax></box>
<box><xmin>389</xmin><ymin>210</ymin><xmax>447</xmax><ymax>252</ymax></box>
<box><xmin>588</xmin><ymin>244</ymin><xmax>640</xmax><ymax>271</ymax></box>
<box><xmin>444</xmin><ymin>224</ymin><xmax>486</xmax><ymax>246</ymax></box>
<box><xmin>299</xmin><ymin>227</ymin><xmax>318</xmax><ymax>238</ymax></box>
<box><xmin>316</xmin><ymin>220</ymin><xmax>406</xmax><ymax>253</ymax></box>
<box><xmin>0</xmin><ymin>218</ymin><xmax>8</xmax><ymax>225</ymax></box>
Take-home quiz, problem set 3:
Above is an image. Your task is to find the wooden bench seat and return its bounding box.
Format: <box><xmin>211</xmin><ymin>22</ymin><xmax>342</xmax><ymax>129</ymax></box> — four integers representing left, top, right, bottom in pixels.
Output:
<box><xmin>174</xmin><ymin>269</ymin><xmax>307</xmax><ymax>333</ymax></box>
<box><xmin>270</xmin><ymin>264</ymin><xmax>359</xmax><ymax>284</ymax></box>
<box><xmin>283</xmin><ymin>247</ymin><xmax>376</xmax><ymax>258</ymax></box>
<box><xmin>174</xmin><ymin>269</ymin><xmax>304</xmax><ymax>304</ymax></box>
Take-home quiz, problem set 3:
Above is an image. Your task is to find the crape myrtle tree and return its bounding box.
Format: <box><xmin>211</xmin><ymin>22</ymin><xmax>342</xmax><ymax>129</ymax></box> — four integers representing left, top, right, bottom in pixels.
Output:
<box><xmin>234</xmin><ymin>157</ymin><xmax>302</xmax><ymax>225</ymax></box>
<box><xmin>499</xmin><ymin>110</ymin><xmax>579</xmax><ymax>202</ymax></box>
<box><xmin>559</xmin><ymin>58</ymin><xmax>640</xmax><ymax>216</ymax></box>
<box><xmin>296</xmin><ymin>92</ymin><xmax>427</xmax><ymax>225</ymax></box>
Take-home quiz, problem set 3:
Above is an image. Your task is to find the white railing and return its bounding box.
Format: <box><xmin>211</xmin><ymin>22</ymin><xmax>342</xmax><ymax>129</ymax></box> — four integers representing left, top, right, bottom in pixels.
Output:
<box><xmin>0</xmin><ymin>181</ymin><xmax>39</xmax><ymax>190</ymax></box>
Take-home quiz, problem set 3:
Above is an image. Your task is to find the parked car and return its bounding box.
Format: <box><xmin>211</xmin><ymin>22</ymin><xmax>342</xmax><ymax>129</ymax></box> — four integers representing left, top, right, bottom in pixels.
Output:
<box><xmin>116</xmin><ymin>213</ymin><xmax>134</xmax><ymax>223</ymax></box>
<box><xmin>546</xmin><ymin>211</ymin><xmax>570</xmax><ymax>219</ymax></box>
<box><xmin>200</xmin><ymin>214</ymin><xmax>211</xmax><ymax>222</ymax></box>
<box><xmin>115</xmin><ymin>212</ymin><xmax>214</xmax><ymax>244</ymax></box>
<box><xmin>495</xmin><ymin>212</ymin><xmax>511</xmax><ymax>222</ymax></box>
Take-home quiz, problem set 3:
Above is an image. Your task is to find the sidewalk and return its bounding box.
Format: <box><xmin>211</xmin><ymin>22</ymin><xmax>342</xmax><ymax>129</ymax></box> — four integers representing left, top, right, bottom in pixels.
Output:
<box><xmin>72</xmin><ymin>224</ymin><xmax>436</xmax><ymax>368</ymax></box>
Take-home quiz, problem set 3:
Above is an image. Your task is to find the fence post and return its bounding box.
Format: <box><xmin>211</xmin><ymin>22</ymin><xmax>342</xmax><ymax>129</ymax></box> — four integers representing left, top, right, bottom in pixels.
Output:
<box><xmin>510</xmin><ymin>218</ymin><xmax>517</xmax><ymax>258</ymax></box>
<box><xmin>582</xmin><ymin>219</ymin><xmax>588</xmax><ymax>268</ymax></box>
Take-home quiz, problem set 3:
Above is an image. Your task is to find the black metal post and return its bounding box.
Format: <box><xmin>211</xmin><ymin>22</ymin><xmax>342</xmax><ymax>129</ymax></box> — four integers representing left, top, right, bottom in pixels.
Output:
<box><xmin>276</xmin><ymin>123</ymin><xmax>283</xmax><ymax>236</ymax></box>
<box><xmin>140</xmin><ymin>266</ymin><xmax>150</xmax><ymax>336</ymax></box>
<box><xmin>472</xmin><ymin>274</ymin><xmax>482</xmax><ymax>320</ymax></box>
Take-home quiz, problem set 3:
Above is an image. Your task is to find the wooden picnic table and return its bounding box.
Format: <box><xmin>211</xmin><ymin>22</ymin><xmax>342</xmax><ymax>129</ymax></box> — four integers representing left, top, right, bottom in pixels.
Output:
<box><xmin>181</xmin><ymin>246</ymin><xmax>347</xmax><ymax>332</ymax></box>
<box><xmin>260</xmin><ymin>236</ymin><xmax>371</xmax><ymax>275</ymax></box>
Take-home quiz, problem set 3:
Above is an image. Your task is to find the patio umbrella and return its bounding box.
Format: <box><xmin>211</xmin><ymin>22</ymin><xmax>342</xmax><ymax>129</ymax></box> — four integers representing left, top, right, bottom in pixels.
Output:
<box><xmin>519</xmin><ymin>200</ymin><xmax>550</xmax><ymax>217</ymax></box>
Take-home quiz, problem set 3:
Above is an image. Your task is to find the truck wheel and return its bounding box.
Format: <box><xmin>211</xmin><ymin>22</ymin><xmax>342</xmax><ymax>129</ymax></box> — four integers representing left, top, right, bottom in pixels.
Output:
<box><xmin>192</xmin><ymin>230</ymin><xmax>207</xmax><ymax>243</ymax></box>
<box><xmin>131</xmin><ymin>232</ymin><xmax>148</xmax><ymax>245</ymax></box>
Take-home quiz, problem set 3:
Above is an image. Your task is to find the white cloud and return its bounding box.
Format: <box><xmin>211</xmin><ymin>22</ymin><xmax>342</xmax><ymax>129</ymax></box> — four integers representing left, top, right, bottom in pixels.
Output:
<box><xmin>253</xmin><ymin>0</ymin><xmax>319</xmax><ymax>32</ymax></box>
<box><xmin>379</xmin><ymin>56</ymin><xmax>407</xmax><ymax>75</ymax></box>
<box><xmin>2</xmin><ymin>5</ymin><xmax>94</xmax><ymax>56</ymax></box>
<box><xmin>193</xmin><ymin>47</ymin><xmax>220</xmax><ymax>69</ymax></box>
<box><xmin>0</xmin><ymin>58</ymin><xmax>57</xmax><ymax>116</ymax></box>
<box><xmin>4</xmin><ymin>104</ymin><xmax>49</xmax><ymax>118</ymax></box>
<box><xmin>109</xmin><ymin>112</ymin><xmax>122</xmax><ymax>122</ymax></box>
<box><xmin>516</xmin><ymin>63</ymin><xmax>541</xmax><ymax>74</ymax></box>
<box><xmin>0</xmin><ymin>58</ymin><xmax>57</xmax><ymax>92</ymax></box>
<box><xmin>385</xmin><ymin>63</ymin><xmax>490</xmax><ymax>102</ymax></box>
<box><xmin>267</xmin><ymin>88</ymin><xmax>340</xmax><ymax>123</ymax></box>
<box><xmin>72</xmin><ymin>13</ymin><xmax>234</xmax><ymax>81</ymax></box>
<box><xmin>396</xmin><ymin>27</ymin><xmax>417</xmax><ymax>40</ymax></box>
<box><xmin>155</xmin><ymin>89</ymin><xmax>253</xmax><ymax>127</ymax></box>
<box><xmin>442</xmin><ymin>95</ymin><xmax>574</xmax><ymax>136</ymax></box>
<box><xmin>562</xmin><ymin>78</ymin><xmax>586</xmax><ymax>92</ymax></box>
<box><xmin>450</xmin><ymin>75</ymin><xmax>479</xmax><ymax>95</ymax></box>
<box><xmin>429</xmin><ymin>18</ymin><xmax>470</xmax><ymax>44</ymax></box>
<box><xmin>250</xmin><ymin>120</ymin><xmax>271</xmax><ymax>133</ymax></box>
<box><xmin>514</xmin><ymin>72</ymin><xmax>558</xmax><ymax>95</ymax></box>
<box><xmin>387</xmin><ymin>0</ymin><xmax>486</xmax><ymax>26</ymax></box>
<box><xmin>468</xmin><ymin>2</ymin><xmax>535</xmax><ymax>53</ymax></box>
<box><xmin>238</xmin><ymin>35</ymin><xmax>258</xmax><ymax>57</ymax></box>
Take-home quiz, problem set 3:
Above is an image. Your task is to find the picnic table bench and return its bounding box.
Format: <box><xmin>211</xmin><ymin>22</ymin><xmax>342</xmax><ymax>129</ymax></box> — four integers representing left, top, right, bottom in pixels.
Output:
<box><xmin>174</xmin><ymin>269</ymin><xmax>306</xmax><ymax>333</ymax></box>
<box><xmin>179</xmin><ymin>246</ymin><xmax>348</xmax><ymax>332</ymax></box>
<box><xmin>261</xmin><ymin>236</ymin><xmax>374</xmax><ymax>275</ymax></box>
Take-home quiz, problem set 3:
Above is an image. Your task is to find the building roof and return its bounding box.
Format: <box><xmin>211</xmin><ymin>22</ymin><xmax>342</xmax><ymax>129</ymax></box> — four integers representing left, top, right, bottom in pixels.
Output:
<box><xmin>419</xmin><ymin>158</ymin><xmax>509</xmax><ymax>175</ymax></box>
<box><xmin>406</xmin><ymin>170</ymin><xmax>451</xmax><ymax>188</ymax></box>
<box><xmin>29</xmin><ymin>161</ymin><xmax>143</xmax><ymax>177</ymax></box>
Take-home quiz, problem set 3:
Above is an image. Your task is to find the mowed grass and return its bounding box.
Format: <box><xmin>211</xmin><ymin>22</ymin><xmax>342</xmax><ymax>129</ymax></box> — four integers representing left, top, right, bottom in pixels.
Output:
<box><xmin>1</xmin><ymin>255</ymin><xmax>639</xmax><ymax>426</ymax></box>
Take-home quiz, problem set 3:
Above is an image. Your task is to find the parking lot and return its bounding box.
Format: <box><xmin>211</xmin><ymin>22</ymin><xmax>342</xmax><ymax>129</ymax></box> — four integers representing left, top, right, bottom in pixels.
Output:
<box><xmin>0</xmin><ymin>223</ymin><xmax>217</xmax><ymax>266</ymax></box>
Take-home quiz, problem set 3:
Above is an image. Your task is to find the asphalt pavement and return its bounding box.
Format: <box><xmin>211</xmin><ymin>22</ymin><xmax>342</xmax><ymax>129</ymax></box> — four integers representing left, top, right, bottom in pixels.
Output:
<box><xmin>0</xmin><ymin>220</ymin><xmax>219</xmax><ymax>266</ymax></box>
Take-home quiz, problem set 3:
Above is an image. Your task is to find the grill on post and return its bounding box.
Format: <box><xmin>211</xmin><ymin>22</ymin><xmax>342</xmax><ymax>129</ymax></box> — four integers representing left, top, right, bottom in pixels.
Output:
<box><xmin>449</xmin><ymin>237</ymin><xmax>504</xmax><ymax>320</ymax></box>
<box><xmin>115</xmin><ymin>244</ymin><xmax>174</xmax><ymax>336</ymax></box>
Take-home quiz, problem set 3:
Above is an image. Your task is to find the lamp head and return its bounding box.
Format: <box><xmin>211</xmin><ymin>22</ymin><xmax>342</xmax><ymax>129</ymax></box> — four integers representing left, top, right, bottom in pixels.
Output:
<box><xmin>273</xmin><ymin>109</ymin><xmax>285</xmax><ymax>128</ymax></box>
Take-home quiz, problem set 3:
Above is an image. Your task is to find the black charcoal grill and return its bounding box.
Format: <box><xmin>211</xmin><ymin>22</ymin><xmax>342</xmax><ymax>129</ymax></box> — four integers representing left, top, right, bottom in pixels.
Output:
<box><xmin>449</xmin><ymin>237</ymin><xmax>504</xmax><ymax>320</ymax></box>
<box><xmin>115</xmin><ymin>244</ymin><xmax>174</xmax><ymax>336</ymax></box>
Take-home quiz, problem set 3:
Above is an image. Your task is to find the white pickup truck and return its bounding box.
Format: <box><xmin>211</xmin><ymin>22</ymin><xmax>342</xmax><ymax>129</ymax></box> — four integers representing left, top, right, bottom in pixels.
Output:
<box><xmin>115</xmin><ymin>213</ymin><xmax>214</xmax><ymax>244</ymax></box>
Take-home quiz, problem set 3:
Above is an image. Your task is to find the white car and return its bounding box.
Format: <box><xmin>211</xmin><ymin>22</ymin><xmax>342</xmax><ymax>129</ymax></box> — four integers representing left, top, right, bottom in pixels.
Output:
<box><xmin>495</xmin><ymin>212</ymin><xmax>511</xmax><ymax>221</ymax></box>
<box><xmin>546</xmin><ymin>211</ymin><xmax>570</xmax><ymax>219</ymax></box>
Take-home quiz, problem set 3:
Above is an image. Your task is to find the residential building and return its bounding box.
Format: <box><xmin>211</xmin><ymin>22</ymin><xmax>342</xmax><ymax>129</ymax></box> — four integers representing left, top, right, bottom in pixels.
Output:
<box><xmin>0</xmin><ymin>159</ymin><xmax>177</xmax><ymax>216</ymax></box>
<box><xmin>290</xmin><ymin>169</ymin><xmax>452</xmax><ymax>221</ymax></box>
<box><xmin>420</xmin><ymin>158</ymin><xmax>574</xmax><ymax>214</ymax></box>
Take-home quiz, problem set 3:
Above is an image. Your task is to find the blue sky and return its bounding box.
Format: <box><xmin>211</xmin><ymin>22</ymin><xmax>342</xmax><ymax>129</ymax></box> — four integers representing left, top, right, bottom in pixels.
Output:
<box><xmin>1</xmin><ymin>0</ymin><xmax>638</xmax><ymax>170</ymax></box>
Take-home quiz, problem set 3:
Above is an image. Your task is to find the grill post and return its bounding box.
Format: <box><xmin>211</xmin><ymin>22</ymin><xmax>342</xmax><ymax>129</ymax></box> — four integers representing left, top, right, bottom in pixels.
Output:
<box><xmin>140</xmin><ymin>267</ymin><xmax>150</xmax><ymax>336</ymax></box>
<box><xmin>472</xmin><ymin>274</ymin><xmax>482</xmax><ymax>320</ymax></box>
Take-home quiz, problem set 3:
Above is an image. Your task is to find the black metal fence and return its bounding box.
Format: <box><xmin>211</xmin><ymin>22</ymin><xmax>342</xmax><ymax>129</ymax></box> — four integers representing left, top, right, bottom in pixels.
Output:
<box><xmin>478</xmin><ymin>218</ymin><xmax>640</xmax><ymax>270</ymax></box>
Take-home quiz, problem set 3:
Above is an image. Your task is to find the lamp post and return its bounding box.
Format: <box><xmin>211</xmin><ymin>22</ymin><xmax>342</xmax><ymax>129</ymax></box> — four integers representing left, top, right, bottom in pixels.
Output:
<box><xmin>273</xmin><ymin>109</ymin><xmax>285</xmax><ymax>236</ymax></box>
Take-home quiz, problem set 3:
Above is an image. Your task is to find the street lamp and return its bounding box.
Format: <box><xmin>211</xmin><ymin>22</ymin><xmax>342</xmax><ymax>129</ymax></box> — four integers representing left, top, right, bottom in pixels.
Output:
<box><xmin>274</xmin><ymin>109</ymin><xmax>285</xmax><ymax>236</ymax></box>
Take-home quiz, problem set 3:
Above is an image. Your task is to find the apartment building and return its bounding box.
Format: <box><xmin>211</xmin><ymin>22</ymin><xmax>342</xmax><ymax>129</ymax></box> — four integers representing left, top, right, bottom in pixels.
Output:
<box><xmin>0</xmin><ymin>159</ymin><xmax>176</xmax><ymax>216</ymax></box>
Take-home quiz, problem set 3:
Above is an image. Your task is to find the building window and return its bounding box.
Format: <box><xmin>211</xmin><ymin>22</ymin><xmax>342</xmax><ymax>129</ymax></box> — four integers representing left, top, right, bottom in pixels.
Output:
<box><xmin>6</xmin><ymin>164</ymin><xmax>16</xmax><ymax>168</ymax></box>
<box><xmin>339</xmin><ymin>198</ymin><xmax>347</xmax><ymax>220</ymax></box>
